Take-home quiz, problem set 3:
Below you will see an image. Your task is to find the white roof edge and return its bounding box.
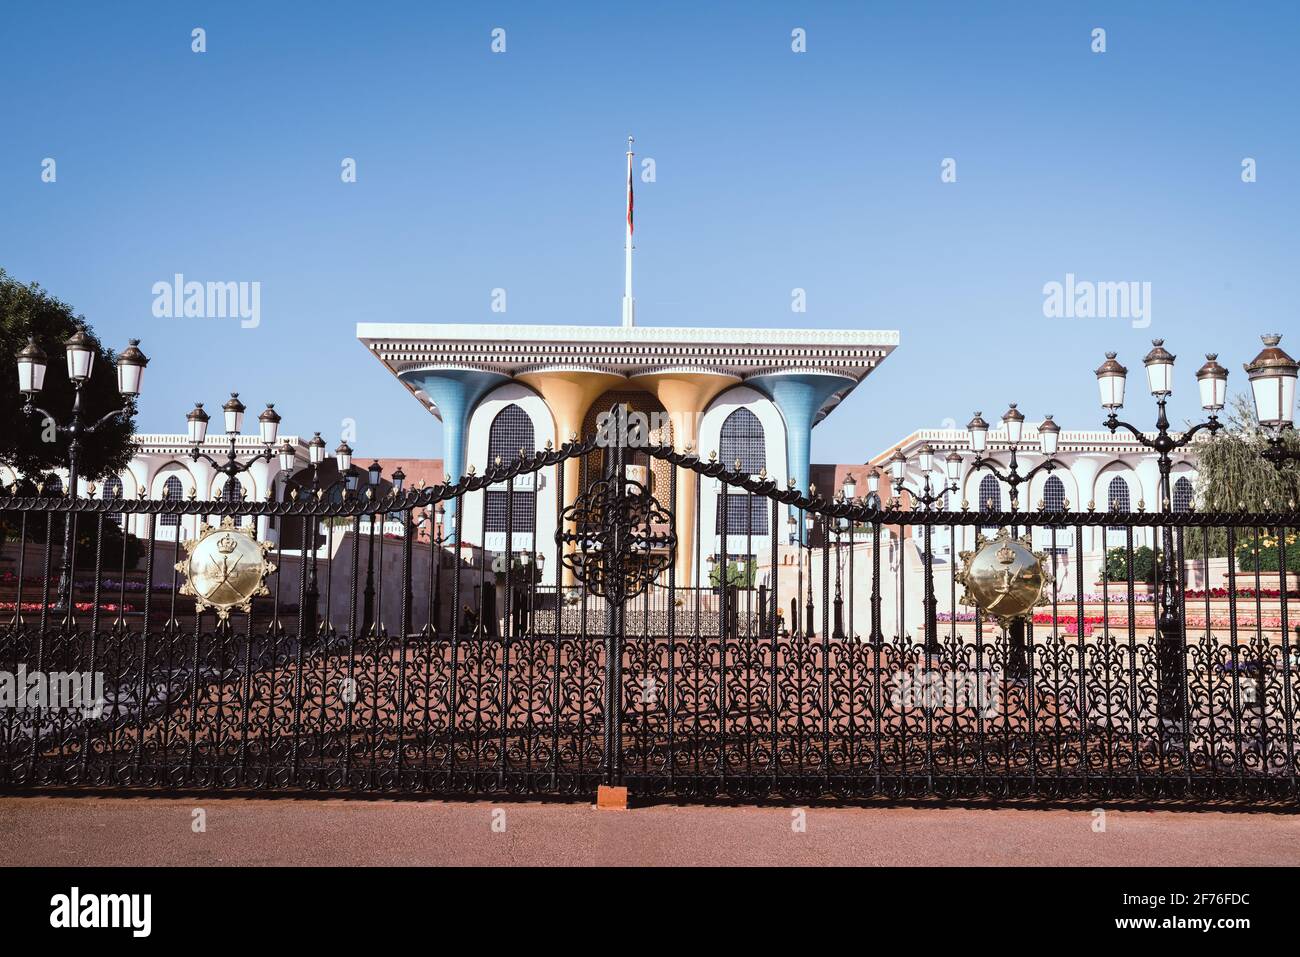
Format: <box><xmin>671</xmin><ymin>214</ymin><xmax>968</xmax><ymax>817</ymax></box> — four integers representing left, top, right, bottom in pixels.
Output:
<box><xmin>132</xmin><ymin>434</ymin><xmax>308</xmax><ymax>446</ymax></box>
<box><xmin>356</xmin><ymin>322</ymin><xmax>900</xmax><ymax>347</ymax></box>
<box><xmin>867</xmin><ymin>427</ymin><xmax>1202</xmax><ymax>464</ymax></box>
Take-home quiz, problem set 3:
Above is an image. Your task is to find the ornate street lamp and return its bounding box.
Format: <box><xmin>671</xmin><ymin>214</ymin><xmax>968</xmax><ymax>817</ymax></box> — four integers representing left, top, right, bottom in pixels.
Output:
<box><xmin>361</xmin><ymin>461</ymin><xmax>384</xmax><ymax>634</ymax></box>
<box><xmin>966</xmin><ymin>405</ymin><xmax>1064</xmax><ymax>510</ymax></box>
<box><xmin>828</xmin><ymin>474</ymin><xmax>859</xmax><ymax>640</ymax></box>
<box><xmin>307</xmin><ymin>432</ymin><xmax>327</xmax><ymax>468</ymax></box>
<box><xmin>389</xmin><ymin>467</ymin><xmax>417</xmax><ymax>635</ymax></box>
<box><xmin>332</xmin><ymin>436</ymin><xmax>353</xmax><ymax>475</ymax></box>
<box><xmin>16</xmin><ymin>330</ymin><xmax>148</xmax><ymax>615</ymax></box>
<box><xmin>186</xmin><ymin>393</ymin><xmax>286</xmax><ymax>480</ymax></box>
<box><xmin>16</xmin><ymin>338</ymin><xmax>48</xmax><ymax>394</ymax></box>
<box><xmin>1097</xmin><ymin>338</ymin><xmax>1227</xmax><ymax>737</ymax></box>
<box><xmin>884</xmin><ymin>446</ymin><xmax>959</xmax><ymax>652</ymax></box>
<box><xmin>277</xmin><ymin>440</ymin><xmax>296</xmax><ymax>475</ymax></box>
<box><xmin>803</xmin><ymin>511</ymin><xmax>815</xmax><ymax>636</ymax></box>
<box><xmin>1244</xmin><ymin>334</ymin><xmax>1300</xmax><ymax>468</ymax></box>
<box><xmin>886</xmin><ymin>444</ymin><xmax>958</xmax><ymax>511</ymax></box>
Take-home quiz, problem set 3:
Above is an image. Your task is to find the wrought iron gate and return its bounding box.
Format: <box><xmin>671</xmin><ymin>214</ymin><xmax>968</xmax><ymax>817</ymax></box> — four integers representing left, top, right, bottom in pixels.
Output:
<box><xmin>2</xmin><ymin>417</ymin><xmax>1298</xmax><ymax>803</ymax></box>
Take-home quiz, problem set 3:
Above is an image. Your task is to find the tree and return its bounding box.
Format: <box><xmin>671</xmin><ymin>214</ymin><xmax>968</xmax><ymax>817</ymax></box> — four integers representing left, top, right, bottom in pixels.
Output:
<box><xmin>1194</xmin><ymin>394</ymin><xmax>1300</xmax><ymax>511</ymax></box>
<box><xmin>1103</xmin><ymin>545</ymin><xmax>1159</xmax><ymax>583</ymax></box>
<box><xmin>1189</xmin><ymin>393</ymin><xmax>1300</xmax><ymax>557</ymax></box>
<box><xmin>0</xmin><ymin>269</ymin><xmax>137</xmax><ymax>483</ymax></box>
<box><xmin>708</xmin><ymin>558</ymin><xmax>756</xmax><ymax>590</ymax></box>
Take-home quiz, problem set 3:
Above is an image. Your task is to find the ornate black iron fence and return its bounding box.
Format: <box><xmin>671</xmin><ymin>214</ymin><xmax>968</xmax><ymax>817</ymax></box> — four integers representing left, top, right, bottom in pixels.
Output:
<box><xmin>1</xmin><ymin>426</ymin><xmax>1297</xmax><ymax>803</ymax></box>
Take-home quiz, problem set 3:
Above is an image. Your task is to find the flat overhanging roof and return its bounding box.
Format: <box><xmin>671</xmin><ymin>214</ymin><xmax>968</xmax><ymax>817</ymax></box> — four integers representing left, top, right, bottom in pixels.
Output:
<box><xmin>357</xmin><ymin>322</ymin><xmax>899</xmax><ymax>423</ymax></box>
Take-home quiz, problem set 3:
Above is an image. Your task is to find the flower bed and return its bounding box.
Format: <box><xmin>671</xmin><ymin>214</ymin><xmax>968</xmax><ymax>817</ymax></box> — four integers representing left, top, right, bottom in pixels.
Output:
<box><xmin>1184</xmin><ymin>587</ymin><xmax>1300</xmax><ymax>600</ymax></box>
<box><xmin>0</xmin><ymin>570</ymin><xmax>173</xmax><ymax>593</ymax></box>
<box><xmin>0</xmin><ymin>600</ymin><xmax>135</xmax><ymax>614</ymax></box>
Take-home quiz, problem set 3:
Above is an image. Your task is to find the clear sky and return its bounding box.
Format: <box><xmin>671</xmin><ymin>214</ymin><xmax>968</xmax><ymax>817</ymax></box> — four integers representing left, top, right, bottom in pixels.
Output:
<box><xmin>2</xmin><ymin>2</ymin><xmax>1296</xmax><ymax>464</ymax></box>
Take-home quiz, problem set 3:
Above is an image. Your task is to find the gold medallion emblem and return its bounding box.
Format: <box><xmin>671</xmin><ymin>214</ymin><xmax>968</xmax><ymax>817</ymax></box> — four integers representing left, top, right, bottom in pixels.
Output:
<box><xmin>176</xmin><ymin>517</ymin><xmax>276</xmax><ymax>620</ymax></box>
<box><xmin>954</xmin><ymin>527</ymin><xmax>1053</xmax><ymax>626</ymax></box>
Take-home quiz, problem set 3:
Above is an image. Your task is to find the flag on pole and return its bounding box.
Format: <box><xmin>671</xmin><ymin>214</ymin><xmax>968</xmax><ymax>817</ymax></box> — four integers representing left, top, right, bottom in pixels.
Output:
<box><xmin>627</xmin><ymin>156</ymin><xmax>634</xmax><ymax>235</ymax></box>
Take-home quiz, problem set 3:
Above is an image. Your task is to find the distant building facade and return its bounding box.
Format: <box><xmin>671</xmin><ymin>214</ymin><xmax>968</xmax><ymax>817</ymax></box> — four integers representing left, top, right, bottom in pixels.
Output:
<box><xmin>867</xmin><ymin>421</ymin><xmax>1202</xmax><ymax>565</ymax></box>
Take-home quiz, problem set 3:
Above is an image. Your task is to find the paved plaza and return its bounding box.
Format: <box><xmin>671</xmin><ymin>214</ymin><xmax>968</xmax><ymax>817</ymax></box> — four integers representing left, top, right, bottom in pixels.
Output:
<box><xmin>2</xmin><ymin>796</ymin><xmax>1298</xmax><ymax>867</ymax></box>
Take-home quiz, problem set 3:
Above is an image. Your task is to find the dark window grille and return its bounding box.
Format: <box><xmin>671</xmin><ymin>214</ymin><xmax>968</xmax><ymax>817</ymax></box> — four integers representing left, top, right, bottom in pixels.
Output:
<box><xmin>486</xmin><ymin>404</ymin><xmax>536</xmax><ymax>535</ymax></box>
<box><xmin>221</xmin><ymin>477</ymin><xmax>250</xmax><ymax>526</ymax></box>
<box><xmin>719</xmin><ymin>408</ymin><xmax>765</xmax><ymax>475</ymax></box>
<box><xmin>160</xmin><ymin>476</ymin><xmax>183</xmax><ymax>526</ymax></box>
<box><xmin>1107</xmin><ymin>476</ymin><xmax>1131</xmax><ymax>531</ymax></box>
<box><xmin>1043</xmin><ymin>475</ymin><xmax>1066</xmax><ymax>511</ymax></box>
<box><xmin>1173</xmin><ymin>476</ymin><xmax>1194</xmax><ymax>513</ymax></box>
<box><xmin>716</xmin><ymin>492</ymin><xmax>768</xmax><ymax>535</ymax></box>
<box><xmin>978</xmin><ymin>473</ymin><xmax>1001</xmax><ymax>532</ymax></box>
<box><xmin>102</xmin><ymin>475</ymin><xmax>124</xmax><ymax>526</ymax></box>
<box><xmin>715</xmin><ymin>408</ymin><xmax>768</xmax><ymax>534</ymax></box>
<box><xmin>486</xmin><ymin>489</ymin><xmax>536</xmax><ymax>534</ymax></box>
<box><xmin>43</xmin><ymin>474</ymin><xmax>63</xmax><ymax>496</ymax></box>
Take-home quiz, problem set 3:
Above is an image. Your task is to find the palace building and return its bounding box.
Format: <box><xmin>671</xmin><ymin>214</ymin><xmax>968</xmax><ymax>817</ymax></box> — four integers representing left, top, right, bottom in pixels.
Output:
<box><xmin>356</xmin><ymin>322</ymin><xmax>899</xmax><ymax>582</ymax></box>
<box><xmin>866</xmin><ymin>419</ymin><xmax>1203</xmax><ymax>581</ymax></box>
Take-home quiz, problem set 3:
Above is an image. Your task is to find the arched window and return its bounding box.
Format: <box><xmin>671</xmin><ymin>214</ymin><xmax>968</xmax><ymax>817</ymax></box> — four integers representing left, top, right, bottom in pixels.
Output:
<box><xmin>977</xmin><ymin>474</ymin><xmax>1001</xmax><ymax>512</ymax></box>
<box><xmin>485</xmin><ymin>404</ymin><xmax>536</xmax><ymax>536</ymax></box>
<box><xmin>160</xmin><ymin>476</ymin><xmax>183</xmax><ymax>527</ymax></box>
<box><xmin>717</xmin><ymin>408</ymin><xmax>768</xmax><ymax>535</ymax></box>
<box><xmin>1042</xmin><ymin>475</ymin><xmax>1066</xmax><ymax>512</ymax></box>
<box><xmin>102</xmin><ymin>475</ymin><xmax>124</xmax><ymax>526</ymax></box>
<box><xmin>1172</xmin><ymin>476</ymin><xmax>1194</xmax><ymax>513</ymax></box>
<box><xmin>1106</xmin><ymin>476</ymin><xmax>1131</xmax><ymax>532</ymax></box>
<box><xmin>977</xmin><ymin>473</ymin><xmax>1001</xmax><ymax>532</ymax></box>
<box><xmin>719</xmin><ymin>408</ymin><xmax>765</xmax><ymax>474</ymax></box>
<box><xmin>43</xmin><ymin>474</ymin><xmax>63</xmax><ymax>496</ymax></box>
<box><xmin>219</xmin><ymin>477</ymin><xmax>249</xmax><ymax>526</ymax></box>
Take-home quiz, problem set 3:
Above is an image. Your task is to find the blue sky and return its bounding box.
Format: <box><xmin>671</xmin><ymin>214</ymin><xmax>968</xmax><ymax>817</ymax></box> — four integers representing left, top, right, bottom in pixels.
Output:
<box><xmin>2</xmin><ymin>2</ymin><xmax>1296</xmax><ymax>464</ymax></box>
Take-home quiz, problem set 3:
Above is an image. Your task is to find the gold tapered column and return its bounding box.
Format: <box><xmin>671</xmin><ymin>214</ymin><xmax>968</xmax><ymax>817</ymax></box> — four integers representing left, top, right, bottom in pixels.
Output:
<box><xmin>630</xmin><ymin>369</ymin><xmax>740</xmax><ymax>586</ymax></box>
<box><xmin>517</xmin><ymin>368</ymin><xmax>628</xmax><ymax>585</ymax></box>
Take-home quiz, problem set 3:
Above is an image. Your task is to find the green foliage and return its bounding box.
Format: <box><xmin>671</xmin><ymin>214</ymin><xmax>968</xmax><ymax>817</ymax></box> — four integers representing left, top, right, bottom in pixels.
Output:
<box><xmin>1103</xmin><ymin>545</ymin><xmax>1158</xmax><ymax>583</ymax></box>
<box><xmin>1236</xmin><ymin>529</ymin><xmax>1300</xmax><ymax>574</ymax></box>
<box><xmin>0</xmin><ymin>268</ymin><xmax>137</xmax><ymax>482</ymax></box>
<box><xmin>73</xmin><ymin>516</ymin><xmax>144</xmax><ymax>570</ymax></box>
<box><xmin>1187</xmin><ymin>393</ymin><xmax>1300</xmax><ymax>559</ymax></box>
<box><xmin>0</xmin><ymin>486</ymin><xmax>142</xmax><ymax>570</ymax></box>
<box><xmin>708</xmin><ymin>559</ymin><xmax>756</xmax><ymax>589</ymax></box>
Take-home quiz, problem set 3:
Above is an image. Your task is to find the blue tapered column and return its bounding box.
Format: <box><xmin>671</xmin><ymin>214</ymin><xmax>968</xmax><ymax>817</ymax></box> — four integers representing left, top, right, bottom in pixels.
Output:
<box><xmin>748</xmin><ymin>371</ymin><xmax>855</xmax><ymax>543</ymax></box>
<box><xmin>399</xmin><ymin>368</ymin><xmax>509</xmax><ymax>536</ymax></box>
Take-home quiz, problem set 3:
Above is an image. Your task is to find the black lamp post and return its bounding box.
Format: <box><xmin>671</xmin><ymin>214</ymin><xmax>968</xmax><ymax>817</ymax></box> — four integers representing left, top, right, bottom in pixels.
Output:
<box><xmin>186</xmin><ymin>393</ymin><xmax>289</xmax><ymax>480</ymax></box>
<box><xmin>964</xmin><ymin>412</ymin><xmax>1063</xmax><ymax>675</ymax></box>
<box><xmin>390</xmin><ymin>466</ymin><xmax>415</xmax><ymax>635</ymax></box>
<box><xmin>965</xmin><ymin>406</ymin><xmax>1065</xmax><ymax>510</ymax></box>
<box><xmin>430</xmin><ymin>501</ymin><xmax>447</xmax><ymax>633</ymax></box>
<box><xmin>295</xmin><ymin>432</ymin><xmax>329</xmax><ymax>635</ymax></box>
<box><xmin>830</xmin><ymin>473</ymin><xmax>856</xmax><ymax>641</ymax></box>
<box><xmin>804</xmin><ymin>512</ymin><xmax>815</xmax><ymax>637</ymax></box>
<box><xmin>17</xmin><ymin>330</ymin><xmax>148</xmax><ymax>617</ymax></box>
<box><xmin>1244</xmin><ymin>334</ymin><xmax>1300</xmax><ymax>470</ymax></box>
<box><xmin>881</xmin><ymin>446</ymin><xmax>961</xmax><ymax>653</ymax></box>
<box><xmin>1096</xmin><ymin>339</ymin><xmax>1228</xmax><ymax>736</ymax></box>
<box><xmin>361</xmin><ymin>460</ymin><xmax>382</xmax><ymax>635</ymax></box>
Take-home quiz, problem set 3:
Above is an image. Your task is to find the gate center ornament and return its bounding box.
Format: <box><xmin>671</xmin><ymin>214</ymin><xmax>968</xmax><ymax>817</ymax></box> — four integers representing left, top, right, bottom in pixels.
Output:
<box><xmin>955</xmin><ymin>528</ymin><xmax>1053</xmax><ymax>625</ymax></box>
<box><xmin>557</xmin><ymin>473</ymin><xmax>675</xmax><ymax>603</ymax></box>
<box><xmin>176</xmin><ymin>517</ymin><xmax>276</xmax><ymax>620</ymax></box>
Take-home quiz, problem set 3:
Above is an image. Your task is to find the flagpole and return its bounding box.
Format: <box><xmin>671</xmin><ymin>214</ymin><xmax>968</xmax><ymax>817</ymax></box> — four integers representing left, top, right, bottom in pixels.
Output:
<box><xmin>623</xmin><ymin>135</ymin><xmax>635</xmax><ymax>328</ymax></box>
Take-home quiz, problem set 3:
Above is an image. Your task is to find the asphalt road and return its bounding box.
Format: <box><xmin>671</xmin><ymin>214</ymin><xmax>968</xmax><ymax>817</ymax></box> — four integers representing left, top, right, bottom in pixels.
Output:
<box><xmin>3</xmin><ymin>796</ymin><xmax>1299</xmax><ymax>866</ymax></box>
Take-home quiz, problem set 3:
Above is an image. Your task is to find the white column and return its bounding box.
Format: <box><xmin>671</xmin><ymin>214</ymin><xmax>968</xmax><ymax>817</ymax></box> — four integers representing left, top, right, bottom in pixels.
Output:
<box><xmin>250</xmin><ymin>458</ymin><xmax>273</xmax><ymax>540</ymax></box>
<box><xmin>1135</xmin><ymin>456</ymin><xmax>1162</xmax><ymax>550</ymax></box>
<box><xmin>1070</xmin><ymin>455</ymin><xmax>1101</xmax><ymax>556</ymax></box>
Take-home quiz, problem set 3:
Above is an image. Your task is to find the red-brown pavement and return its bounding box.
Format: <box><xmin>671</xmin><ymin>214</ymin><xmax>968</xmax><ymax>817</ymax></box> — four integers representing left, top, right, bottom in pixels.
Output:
<box><xmin>2</xmin><ymin>796</ymin><xmax>1298</xmax><ymax>866</ymax></box>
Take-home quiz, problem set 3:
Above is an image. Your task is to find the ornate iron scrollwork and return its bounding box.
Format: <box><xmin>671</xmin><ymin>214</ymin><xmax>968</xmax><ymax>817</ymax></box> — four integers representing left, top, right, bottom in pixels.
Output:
<box><xmin>557</xmin><ymin>472</ymin><xmax>675</xmax><ymax>603</ymax></box>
